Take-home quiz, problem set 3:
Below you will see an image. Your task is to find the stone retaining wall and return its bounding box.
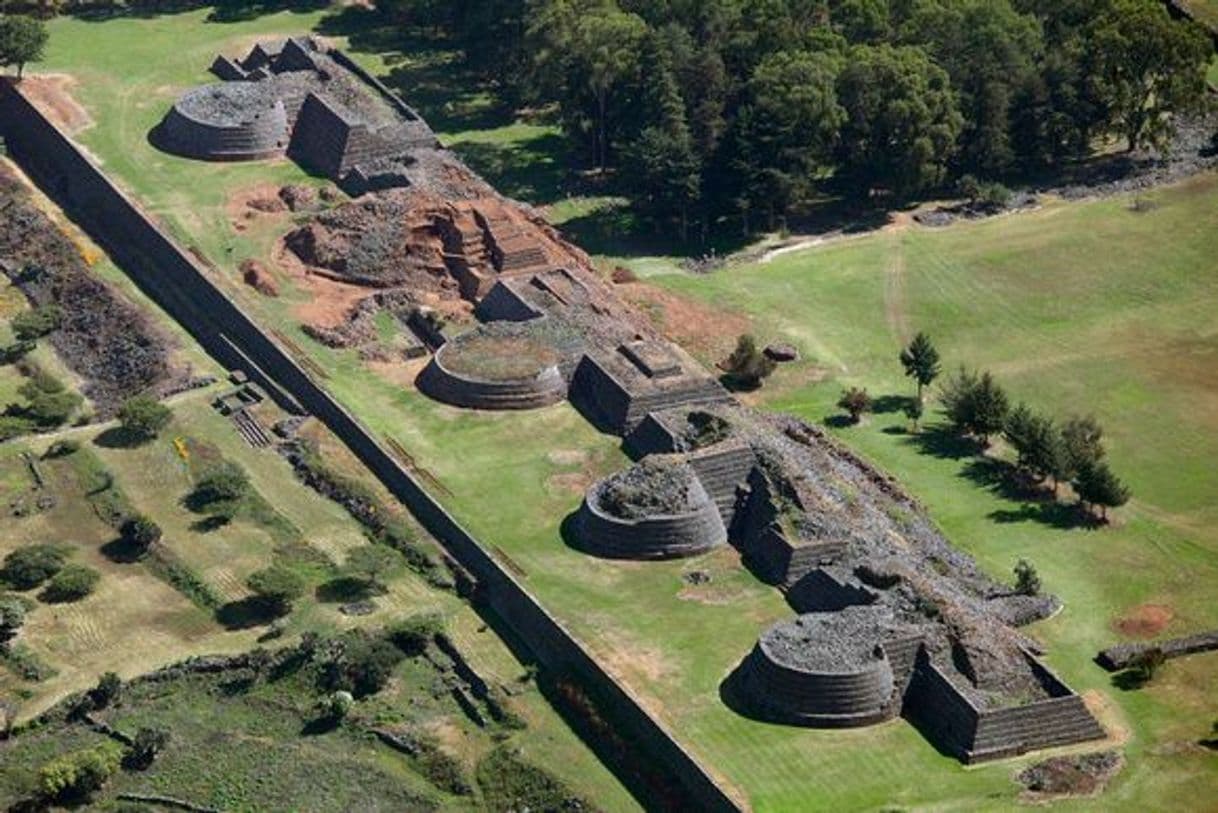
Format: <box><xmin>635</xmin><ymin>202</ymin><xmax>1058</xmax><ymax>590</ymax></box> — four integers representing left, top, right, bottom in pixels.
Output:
<box><xmin>0</xmin><ymin>82</ymin><xmax>740</xmax><ymax>813</ymax></box>
<box><xmin>1097</xmin><ymin>629</ymin><xmax>1218</xmax><ymax>671</ymax></box>
<box><xmin>157</xmin><ymin>88</ymin><xmax>289</xmax><ymax>161</ymax></box>
<box><xmin>737</xmin><ymin>468</ymin><xmax>846</xmax><ymax>585</ymax></box>
<box><xmin>575</xmin><ymin>476</ymin><xmax>726</xmax><ymax>560</ymax></box>
<box><xmin>786</xmin><ymin>567</ymin><xmax>879</xmax><ymax>613</ymax></box>
<box><xmin>415</xmin><ymin>345</ymin><xmax>566</xmax><ymax>411</ymax></box>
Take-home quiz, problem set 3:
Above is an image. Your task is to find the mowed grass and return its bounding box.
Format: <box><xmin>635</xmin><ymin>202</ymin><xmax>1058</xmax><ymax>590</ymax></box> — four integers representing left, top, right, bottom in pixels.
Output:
<box><xmin>645</xmin><ymin>176</ymin><xmax>1218</xmax><ymax>807</ymax></box>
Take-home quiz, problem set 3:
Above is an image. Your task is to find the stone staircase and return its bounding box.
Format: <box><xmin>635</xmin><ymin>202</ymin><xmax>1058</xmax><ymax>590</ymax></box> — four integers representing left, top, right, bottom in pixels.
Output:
<box><xmin>687</xmin><ymin>444</ymin><xmax>756</xmax><ymax>524</ymax></box>
<box><xmin>622</xmin><ymin>380</ymin><xmax>733</xmax><ymax>430</ymax></box>
<box><xmin>967</xmin><ymin>697</ymin><xmax>1107</xmax><ymax>762</ymax></box>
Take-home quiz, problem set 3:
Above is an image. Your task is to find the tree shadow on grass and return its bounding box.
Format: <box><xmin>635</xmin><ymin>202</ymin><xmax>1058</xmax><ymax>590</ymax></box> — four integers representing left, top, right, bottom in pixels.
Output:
<box><xmin>988</xmin><ymin>502</ymin><xmax>1097</xmax><ymax>531</ymax></box>
<box><xmin>215</xmin><ymin>597</ymin><xmax>278</xmax><ymax>630</ymax></box>
<box><xmin>902</xmin><ymin>423</ymin><xmax>985</xmax><ymax>461</ymax></box>
<box><xmin>872</xmin><ymin>394</ymin><xmax>911</xmax><ymax>414</ymax></box>
<box><xmin>300</xmin><ymin>716</ymin><xmax>341</xmax><ymax>736</ymax></box>
<box><xmin>1111</xmin><ymin>669</ymin><xmax>1152</xmax><ymax>692</ymax></box>
<box><xmin>823</xmin><ymin>414</ymin><xmax>860</xmax><ymax>429</ymax></box>
<box><xmin>99</xmin><ymin>536</ymin><xmax>143</xmax><ymax>564</ymax></box>
<box><xmin>315</xmin><ymin>577</ymin><xmax>375</xmax><ymax>604</ymax></box>
<box><xmin>189</xmin><ymin>515</ymin><xmax>232</xmax><ymax>533</ymax></box>
<box><xmin>92</xmin><ymin>426</ymin><xmax>147</xmax><ymax>450</ymax></box>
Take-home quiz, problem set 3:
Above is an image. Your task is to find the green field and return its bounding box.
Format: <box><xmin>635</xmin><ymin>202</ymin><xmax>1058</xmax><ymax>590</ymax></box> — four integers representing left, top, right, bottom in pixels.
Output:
<box><xmin>26</xmin><ymin>6</ymin><xmax>1218</xmax><ymax>811</ymax></box>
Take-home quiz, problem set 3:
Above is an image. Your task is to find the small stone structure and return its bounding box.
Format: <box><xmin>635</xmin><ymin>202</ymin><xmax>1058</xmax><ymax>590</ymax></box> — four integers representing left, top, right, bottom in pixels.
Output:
<box><xmin>575</xmin><ymin>459</ymin><xmax>727</xmax><ymax>559</ymax></box>
<box><xmin>154</xmin><ymin>37</ymin><xmax>436</xmax><ymax>190</ymax></box>
<box><xmin>1096</xmin><ymin>629</ymin><xmax>1218</xmax><ymax>671</ymax></box>
<box><xmin>416</xmin><ymin>324</ymin><xmax>566</xmax><ymax>411</ymax></box>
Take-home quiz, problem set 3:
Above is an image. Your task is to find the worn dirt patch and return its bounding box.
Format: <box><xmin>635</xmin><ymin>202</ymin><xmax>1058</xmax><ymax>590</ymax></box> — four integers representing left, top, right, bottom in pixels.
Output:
<box><xmin>227</xmin><ymin>183</ymin><xmax>288</xmax><ymax>233</ymax></box>
<box><xmin>1082</xmin><ymin>690</ymin><xmax>1129</xmax><ymax>747</ymax></box>
<box><xmin>619</xmin><ymin>282</ymin><xmax>750</xmax><ymax>363</ymax></box>
<box><xmin>547</xmin><ymin>448</ymin><xmax>589</xmax><ymax>466</ymax></box>
<box><xmin>1113</xmin><ymin>603</ymin><xmax>1174</xmax><ymax>638</ymax></box>
<box><xmin>274</xmin><ymin>237</ymin><xmax>370</xmax><ymax>328</ymax></box>
<box><xmin>597</xmin><ymin>630</ymin><xmax>675</xmax><ymax>685</ymax></box>
<box><xmin>365</xmin><ymin>357</ymin><xmax>428</xmax><ymax>389</ymax></box>
<box><xmin>23</xmin><ymin>74</ymin><xmax>92</xmax><ymax>134</ymax></box>
<box><xmin>545</xmin><ymin>471</ymin><xmax>595</xmax><ymax>495</ymax></box>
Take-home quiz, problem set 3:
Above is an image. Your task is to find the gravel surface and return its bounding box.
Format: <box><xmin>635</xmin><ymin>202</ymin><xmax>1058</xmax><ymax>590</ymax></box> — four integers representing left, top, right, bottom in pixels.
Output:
<box><xmin>596</xmin><ymin>458</ymin><xmax>699</xmax><ymax>520</ymax></box>
<box><xmin>761</xmin><ymin>606</ymin><xmax>917</xmax><ymax>672</ymax></box>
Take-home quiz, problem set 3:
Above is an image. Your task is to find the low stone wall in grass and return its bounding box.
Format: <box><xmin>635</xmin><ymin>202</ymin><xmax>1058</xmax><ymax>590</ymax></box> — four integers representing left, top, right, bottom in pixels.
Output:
<box><xmin>1096</xmin><ymin>629</ymin><xmax>1218</xmax><ymax>671</ymax></box>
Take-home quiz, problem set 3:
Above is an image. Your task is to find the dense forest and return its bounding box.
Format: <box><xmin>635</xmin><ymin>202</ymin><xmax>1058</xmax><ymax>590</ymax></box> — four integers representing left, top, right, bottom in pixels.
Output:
<box><xmin>380</xmin><ymin>0</ymin><xmax>1213</xmax><ymax>235</ymax></box>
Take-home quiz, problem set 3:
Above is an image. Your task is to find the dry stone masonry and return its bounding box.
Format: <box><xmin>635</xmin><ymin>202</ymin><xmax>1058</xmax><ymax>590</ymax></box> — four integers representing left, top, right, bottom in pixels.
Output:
<box><xmin>154</xmin><ymin>37</ymin><xmax>437</xmax><ymax>191</ymax></box>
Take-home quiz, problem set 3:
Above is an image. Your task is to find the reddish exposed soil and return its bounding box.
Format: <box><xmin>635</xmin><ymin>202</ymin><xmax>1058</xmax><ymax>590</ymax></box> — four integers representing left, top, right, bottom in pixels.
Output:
<box><xmin>619</xmin><ymin>281</ymin><xmax>751</xmax><ymax>362</ymax></box>
<box><xmin>226</xmin><ymin>183</ymin><xmax>288</xmax><ymax>233</ymax></box>
<box><xmin>21</xmin><ymin>75</ymin><xmax>92</xmax><ymax>134</ymax></box>
<box><xmin>274</xmin><ymin>237</ymin><xmax>370</xmax><ymax>328</ymax></box>
<box><xmin>240</xmin><ymin>258</ymin><xmax>280</xmax><ymax>297</ymax></box>
<box><xmin>1112</xmin><ymin>603</ymin><xmax>1174</xmax><ymax>638</ymax></box>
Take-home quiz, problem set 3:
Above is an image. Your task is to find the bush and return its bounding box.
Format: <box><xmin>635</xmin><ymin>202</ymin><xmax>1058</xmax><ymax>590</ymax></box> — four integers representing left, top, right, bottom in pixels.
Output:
<box><xmin>722</xmin><ymin>334</ymin><xmax>776</xmax><ymax>390</ymax></box>
<box><xmin>387</xmin><ymin>613</ymin><xmax>444</xmax><ymax>656</ymax></box>
<box><xmin>321</xmin><ymin>631</ymin><xmax>405</xmax><ymax>697</ymax></box>
<box><xmin>126</xmin><ymin>726</ymin><xmax>170</xmax><ymax>770</ymax></box>
<box><xmin>0</xmin><ymin>595</ymin><xmax>25</xmax><ymax>650</ymax></box>
<box><xmin>42</xmin><ymin>564</ymin><xmax>100</xmax><ymax>602</ymax></box>
<box><xmin>90</xmin><ymin>671</ymin><xmax>122</xmax><ymax>709</ymax></box>
<box><xmin>15</xmin><ymin>372</ymin><xmax>82</xmax><ymax>427</ymax></box>
<box><xmin>121</xmin><ymin>514</ymin><xmax>162</xmax><ymax>554</ymax></box>
<box><xmin>117</xmin><ymin>394</ymin><xmax>172</xmax><ymax>440</ymax></box>
<box><xmin>2</xmin><ymin>544</ymin><xmax>67</xmax><ymax>589</ymax></box>
<box><xmin>837</xmin><ymin>387</ymin><xmax>872</xmax><ymax>423</ymax></box>
<box><xmin>39</xmin><ymin>742</ymin><xmax>123</xmax><ymax>802</ymax></box>
<box><xmin>10</xmin><ymin>305</ymin><xmax>61</xmax><ymax>341</ymax></box>
<box><xmin>1130</xmin><ymin>647</ymin><xmax>1166</xmax><ymax>684</ymax></box>
<box><xmin>245</xmin><ymin>565</ymin><xmax>306</xmax><ymax>617</ymax></box>
<box><xmin>343</xmin><ymin>545</ymin><xmax>401</xmax><ymax>594</ymax></box>
<box><xmin>1013</xmin><ymin>559</ymin><xmax>1041</xmax><ymax>596</ymax></box>
<box><xmin>940</xmin><ymin>367</ymin><xmax>1009</xmax><ymax>443</ymax></box>
<box><xmin>476</xmin><ymin>745</ymin><xmax>589</xmax><ymax>812</ymax></box>
<box><xmin>319</xmin><ymin>690</ymin><xmax>354</xmax><ymax>723</ymax></box>
<box><xmin>43</xmin><ymin>438</ymin><xmax>80</xmax><ymax>458</ymax></box>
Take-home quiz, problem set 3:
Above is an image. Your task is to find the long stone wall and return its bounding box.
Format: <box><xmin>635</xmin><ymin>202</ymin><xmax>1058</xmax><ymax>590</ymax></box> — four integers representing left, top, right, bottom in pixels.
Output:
<box><xmin>0</xmin><ymin>82</ymin><xmax>741</xmax><ymax>813</ymax></box>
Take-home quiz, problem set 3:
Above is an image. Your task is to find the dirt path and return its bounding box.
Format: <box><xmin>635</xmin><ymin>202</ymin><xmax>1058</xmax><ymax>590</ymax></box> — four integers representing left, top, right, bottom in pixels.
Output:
<box><xmin>883</xmin><ymin>234</ymin><xmax>911</xmax><ymax>345</ymax></box>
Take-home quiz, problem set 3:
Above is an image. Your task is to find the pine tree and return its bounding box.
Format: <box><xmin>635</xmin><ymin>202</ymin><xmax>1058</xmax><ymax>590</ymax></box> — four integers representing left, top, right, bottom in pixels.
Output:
<box><xmin>1075</xmin><ymin>460</ymin><xmax>1130</xmax><ymax>521</ymax></box>
<box><xmin>899</xmin><ymin>332</ymin><xmax>941</xmax><ymax>403</ymax></box>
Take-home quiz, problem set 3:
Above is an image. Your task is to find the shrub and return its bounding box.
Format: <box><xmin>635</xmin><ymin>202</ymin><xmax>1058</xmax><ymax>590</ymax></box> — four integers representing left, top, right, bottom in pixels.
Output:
<box><xmin>10</xmin><ymin>305</ymin><xmax>61</xmax><ymax>341</ymax></box>
<box><xmin>319</xmin><ymin>690</ymin><xmax>354</xmax><ymax>723</ymax></box>
<box><xmin>39</xmin><ymin>742</ymin><xmax>123</xmax><ymax>802</ymax></box>
<box><xmin>42</xmin><ymin>564</ymin><xmax>100</xmax><ymax>602</ymax></box>
<box><xmin>0</xmin><ymin>414</ymin><xmax>35</xmax><ymax>441</ymax></box>
<box><xmin>321</xmin><ymin>631</ymin><xmax>405</xmax><ymax>697</ymax></box>
<box><xmin>837</xmin><ymin>387</ymin><xmax>872</xmax><ymax>423</ymax></box>
<box><xmin>722</xmin><ymin>334</ymin><xmax>776</xmax><ymax>389</ymax></box>
<box><xmin>116</xmin><ymin>394</ymin><xmax>172</xmax><ymax>440</ymax></box>
<box><xmin>43</xmin><ymin>439</ymin><xmax>80</xmax><ymax>458</ymax></box>
<box><xmin>16</xmin><ymin>373</ymin><xmax>82</xmax><ymax>427</ymax></box>
<box><xmin>246</xmin><ymin>565</ymin><xmax>306</xmax><ymax>617</ymax></box>
<box><xmin>1130</xmin><ymin>647</ymin><xmax>1166</xmax><ymax>684</ymax></box>
<box><xmin>126</xmin><ymin>726</ymin><xmax>170</xmax><ymax>770</ymax></box>
<box><xmin>343</xmin><ymin>545</ymin><xmax>401</xmax><ymax>594</ymax></box>
<box><xmin>121</xmin><ymin>514</ymin><xmax>163</xmax><ymax>555</ymax></box>
<box><xmin>90</xmin><ymin>671</ymin><xmax>122</xmax><ymax>709</ymax></box>
<box><xmin>0</xmin><ymin>595</ymin><xmax>25</xmax><ymax>650</ymax></box>
<box><xmin>1014</xmin><ymin>559</ymin><xmax>1041</xmax><ymax>596</ymax></box>
<box><xmin>941</xmin><ymin>367</ymin><xmax>1009</xmax><ymax>443</ymax></box>
<box><xmin>193</xmin><ymin>460</ymin><xmax>251</xmax><ymax>504</ymax></box>
<box><xmin>2</xmin><ymin>544</ymin><xmax>67</xmax><ymax>589</ymax></box>
<box><xmin>476</xmin><ymin>745</ymin><xmax>589</xmax><ymax>812</ymax></box>
<box><xmin>387</xmin><ymin>613</ymin><xmax>444</xmax><ymax>656</ymax></box>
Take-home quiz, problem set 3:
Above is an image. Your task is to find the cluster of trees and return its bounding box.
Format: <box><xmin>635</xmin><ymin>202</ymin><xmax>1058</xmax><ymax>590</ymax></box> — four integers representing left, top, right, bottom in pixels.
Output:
<box><xmin>382</xmin><ymin>0</ymin><xmax>1211</xmax><ymax>236</ymax></box>
<box><xmin>1</xmin><ymin>544</ymin><xmax>101</xmax><ymax>601</ymax></box>
<box><xmin>940</xmin><ymin>366</ymin><xmax>1131</xmax><ymax>520</ymax></box>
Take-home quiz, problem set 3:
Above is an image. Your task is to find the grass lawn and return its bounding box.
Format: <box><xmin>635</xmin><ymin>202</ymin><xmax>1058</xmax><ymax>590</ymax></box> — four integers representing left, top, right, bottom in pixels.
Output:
<box><xmin>30</xmin><ymin>6</ymin><xmax>1218</xmax><ymax>810</ymax></box>
<box><xmin>645</xmin><ymin>175</ymin><xmax>1218</xmax><ymax>808</ymax></box>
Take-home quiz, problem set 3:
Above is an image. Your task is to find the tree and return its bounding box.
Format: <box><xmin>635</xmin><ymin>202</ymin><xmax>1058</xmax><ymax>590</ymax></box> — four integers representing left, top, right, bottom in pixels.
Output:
<box><xmin>903</xmin><ymin>398</ymin><xmax>924</xmax><ymax>432</ymax></box>
<box><xmin>1060</xmin><ymin>414</ymin><xmax>1105</xmax><ymax>480</ymax></box>
<box><xmin>836</xmin><ymin>44</ymin><xmax>963</xmax><ymax>198</ymax></box>
<box><xmin>42</xmin><ymin>564</ymin><xmax>100</xmax><ymax>602</ymax></box>
<box><xmin>837</xmin><ymin>387</ymin><xmax>872</xmax><ymax>424</ymax></box>
<box><xmin>1004</xmin><ymin>402</ymin><xmax>1037</xmax><ymax>469</ymax></box>
<box><xmin>246</xmin><ymin>565</ymin><xmax>305</xmax><ymax>617</ymax></box>
<box><xmin>121</xmin><ymin>514</ymin><xmax>162</xmax><ymax>556</ymax></box>
<box><xmin>1075</xmin><ymin>460</ymin><xmax>1130</xmax><ymax>520</ymax></box>
<box><xmin>90</xmin><ymin>671</ymin><xmax>122</xmax><ymax>709</ymax></box>
<box><xmin>16</xmin><ymin>374</ymin><xmax>81</xmax><ymax>427</ymax></box>
<box><xmin>0</xmin><ymin>14</ymin><xmax>48</xmax><ymax>79</ymax></box>
<box><xmin>722</xmin><ymin>334</ymin><xmax>776</xmax><ymax>389</ymax></box>
<box><xmin>1128</xmin><ymin>646</ymin><xmax>1166</xmax><ymax>684</ymax></box>
<box><xmin>898</xmin><ymin>332</ymin><xmax>941</xmax><ymax>402</ymax></box>
<box><xmin>127</xmin><ymin>727</ymin><xmax>170</xmax><ymax>769</ymax></box>
<box><xmin>734</xmin><ymin>49</ymin><xmax>844</xmax><ymax>227</ymax></box>
<box><xmin>941</xmin><ymin>367</ymin><xmax>1009</xmax><ymax>443</ymax></box>
<box><xmin>625</xmin><ymin>34</ymin><xmax>701</xmax><ymax>238</ymax></box>
<box><xmin>1013</xmin><ymin>559</ymin><xmax>1041</xmax><ymax>596</ymax></box>
<box><xmin>318</xmin><ymin>690</ymin><xmax>354</xmax><ymax>723</ymax></box>
<box><xmin>39</xmin><ymin>742</ymin><xmax>122</xmax><ymax>803</ymax></box>
<box><xmin>969</xmin><ymin>372</ymin><xmax>1010</xmax><ymax>444</ymax></box>
<box><xmin>9</xmin><ymin>305</ymin><xmax>61</xmax><ymax>341</ymax></box>
<box><xmin>343</xmin><ymin>545</ymin><xmax>401</xmax><ymax>595</ymax></box>
<box><xmin>191</xmin><ymin>461</ymin><xmax>251</xmax><ymax>517</ymax></box>
<box><xmin>117</xmin><ymin>394</ymin><xmax>172</xmax><ymax>440</ymax></box>
<box><xmin>2</xmin><ymin>544</ymin><xmax>66</xmax><ymax>589</ymax></box>
<box><xmin>0</xmin><ymin>595</ymin><xmax>25</xmax><ymax>651</ymax></box>
<box><xmin>1089</xmin><ymin>0</ymin><xmax>1210</xmax><ymax>151</ymax></box>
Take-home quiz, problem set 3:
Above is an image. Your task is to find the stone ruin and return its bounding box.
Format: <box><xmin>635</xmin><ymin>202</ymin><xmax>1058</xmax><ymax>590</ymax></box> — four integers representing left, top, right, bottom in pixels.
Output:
<box><xmin>211</xmin><ymin>35</ymin><xmax>1108</xmax><ymax>766</ymax></box>
<box><xmin>154</xmin><ymin>37</ymin><xmax>437</xmax><ymax>191</ymax></box>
